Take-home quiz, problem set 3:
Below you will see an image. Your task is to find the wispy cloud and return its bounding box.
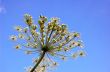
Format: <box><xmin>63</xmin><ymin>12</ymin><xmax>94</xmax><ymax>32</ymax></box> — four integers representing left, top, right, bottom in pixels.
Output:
<box><xmin>0</xmin><ymin>0</ymin><xmax>6</xmax><ymax>14</ymax></box>
<box><xmin>0</xmin><ymin>5</ymin><xmax>6</xmax><ymax>13</ymax></box>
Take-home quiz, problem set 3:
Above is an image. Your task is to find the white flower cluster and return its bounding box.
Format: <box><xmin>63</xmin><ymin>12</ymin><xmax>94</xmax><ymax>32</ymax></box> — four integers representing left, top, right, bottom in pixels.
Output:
<box><xmin>10</xmin><ymin>14</ymin><xmax>86</xmax><ymax>72</ymax></box>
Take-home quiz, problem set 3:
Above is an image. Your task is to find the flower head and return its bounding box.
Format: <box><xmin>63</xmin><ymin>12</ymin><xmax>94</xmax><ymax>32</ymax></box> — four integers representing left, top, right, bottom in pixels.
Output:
<box><xmin>11</xmin><ymin>14</ymin><xmax>85</xmax><ymax>72</ymax></box>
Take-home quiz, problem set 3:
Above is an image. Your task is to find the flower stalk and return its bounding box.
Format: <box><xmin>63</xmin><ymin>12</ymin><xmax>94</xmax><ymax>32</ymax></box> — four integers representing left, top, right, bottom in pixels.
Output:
<box><xmin>30</xmin><ymin>51</ymin><xmax>45</xmax><ymax>72</ymax></box>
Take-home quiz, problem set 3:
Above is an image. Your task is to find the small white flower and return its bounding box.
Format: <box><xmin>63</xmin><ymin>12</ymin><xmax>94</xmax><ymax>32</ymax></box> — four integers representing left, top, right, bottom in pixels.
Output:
<box><xmin>15</xmin><ymin>45</ymin><xmax>20</xmax><ymax>49</ymax></box>
<box><xmin>72</xmin><ymin>52</ymin><xmax>79</xmax><ymax>59</ymax></box>
<box><xmin>18</xmin><ymin>34</ymin><xmax>24</xmax><ymax>39</ymax></box>
<box><xmin>23</xmin><ymin>27</ymin><xmax>28</xmax><ymax>33</ymax></box>
<box><xmin>24</xmin><ymin>14</ymin><xmax>33</xmax><ymax>26</ymax></box>
<box><xmin>10</xmin><ymin>35</ymin><xmax>17</xmax><ymax>41</ymax></box>
<box><xmin>78</xmin><ymin>50</ymin><xmax>86</xmax><ymax>57</ymax></box>
<box><xmin>14</xmin><ymin>26</ymin><xmax>22</xmax><ymax>32</ymax></box>
<box><xmin>25</xmin><ymin>50</ymin><xmax>32</xmax><ymax>54</ymax></box>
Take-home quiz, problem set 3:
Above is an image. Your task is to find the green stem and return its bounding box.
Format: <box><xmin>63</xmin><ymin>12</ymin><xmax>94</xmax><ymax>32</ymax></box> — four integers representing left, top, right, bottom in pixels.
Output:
<box><xmin>48</xmin><ymin>30</ymin><xmax>53</xmax><ymax>42</ymax></box>
<box><xmin>47</xmin><ymin>25</ymin><xmax>55</xmax><ymax>44</ymax></box>
<box><xmin>30</xmin><ymin>51</ymin><xmax>45</xmax><ymax>72</ymax></box>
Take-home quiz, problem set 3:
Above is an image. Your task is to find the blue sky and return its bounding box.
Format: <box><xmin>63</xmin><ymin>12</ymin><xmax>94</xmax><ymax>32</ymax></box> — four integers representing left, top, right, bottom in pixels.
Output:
<box><xmin>0</xmin><ymin>0</ymin><xmax>110</xmax><ymax>72</ymax></box>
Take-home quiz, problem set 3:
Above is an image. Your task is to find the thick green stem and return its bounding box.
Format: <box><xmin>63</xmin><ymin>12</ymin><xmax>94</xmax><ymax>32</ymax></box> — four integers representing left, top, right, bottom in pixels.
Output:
<box><xmin>30</xmin><ymin>51</ymin><xmax>45</xmax><ymax>72</ymax></box>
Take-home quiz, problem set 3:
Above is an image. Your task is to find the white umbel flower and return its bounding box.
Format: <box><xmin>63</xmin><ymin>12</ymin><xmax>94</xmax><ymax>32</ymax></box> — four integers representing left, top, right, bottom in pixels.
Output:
<box><xmin>10</xmin><ymin>14</ymin><xmax>85</xmax><ymax>72</ymax></box>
